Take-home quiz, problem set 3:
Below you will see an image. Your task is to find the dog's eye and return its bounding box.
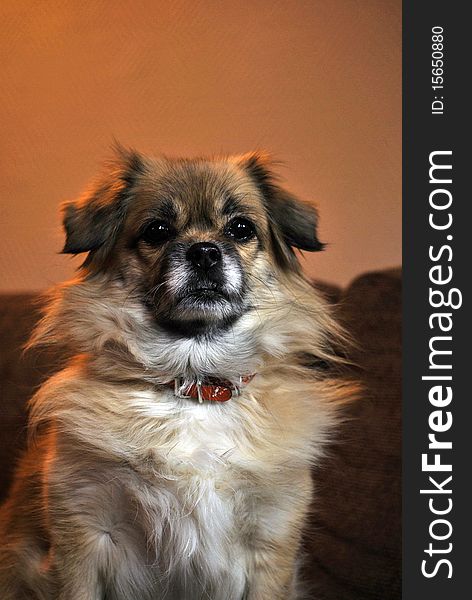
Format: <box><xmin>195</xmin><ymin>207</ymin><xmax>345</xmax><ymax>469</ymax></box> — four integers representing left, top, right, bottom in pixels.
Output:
<box><xmin>141</xmin><ymin>220</ymin><xmax>174</xmax><ymax>245</ymax></box>
<box><xmin>225</xmin><ymin>218</ymin><xmax>256</xmax><ymax>242</ymax></box>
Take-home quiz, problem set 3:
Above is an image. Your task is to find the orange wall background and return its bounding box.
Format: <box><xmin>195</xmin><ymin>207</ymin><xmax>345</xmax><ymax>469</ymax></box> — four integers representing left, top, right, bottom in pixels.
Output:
<box><xmin>0</xmin><ymin>0</ymin><xmax>401</xmax><ymax>291</ymax></box>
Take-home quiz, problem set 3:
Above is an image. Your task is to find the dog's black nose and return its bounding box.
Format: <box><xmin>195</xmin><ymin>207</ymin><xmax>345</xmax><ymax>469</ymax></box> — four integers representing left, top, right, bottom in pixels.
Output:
<box><xmin>186</xmin><ymin>242</ymin><xmax>222</xmax><ymax>271</ymax></box>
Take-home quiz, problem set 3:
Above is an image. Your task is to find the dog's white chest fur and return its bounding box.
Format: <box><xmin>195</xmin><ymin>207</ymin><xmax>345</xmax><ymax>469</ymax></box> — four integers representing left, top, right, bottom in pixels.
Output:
<box><xmin>89</xmin><ymin>395</ymin><xmax>258</xmax><ymax>599</ymax></box>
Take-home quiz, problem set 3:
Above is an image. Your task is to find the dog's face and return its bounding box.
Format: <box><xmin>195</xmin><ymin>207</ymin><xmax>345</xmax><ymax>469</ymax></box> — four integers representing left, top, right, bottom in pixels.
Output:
<box><xmin>62</xmin><ymin>148</ymin><xmax>323</xmax><ymax>337</ymax></box>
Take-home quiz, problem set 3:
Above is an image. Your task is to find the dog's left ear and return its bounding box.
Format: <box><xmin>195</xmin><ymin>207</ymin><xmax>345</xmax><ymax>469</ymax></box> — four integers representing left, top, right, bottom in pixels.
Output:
<box><xmin>62</xmin><ymin>146</ymin><xmax>145</xmax><ymax>256</ymax></box>
<box><xmin>238</xmin><ymin>152</ymin><xmax>324</xmax><ymax>254</ymax></box>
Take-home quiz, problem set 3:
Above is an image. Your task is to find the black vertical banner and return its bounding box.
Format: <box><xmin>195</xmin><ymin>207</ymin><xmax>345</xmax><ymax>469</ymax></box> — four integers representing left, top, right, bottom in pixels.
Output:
<box><xmin>403</xmin><ymin>2</ymin><xmax>469</xmax><ymax>598</ymax></box>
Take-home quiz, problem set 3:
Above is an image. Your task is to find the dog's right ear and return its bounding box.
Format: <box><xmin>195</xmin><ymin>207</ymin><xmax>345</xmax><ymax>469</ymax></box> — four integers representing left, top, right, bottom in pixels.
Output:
<box><xmin>62</xmin><ymin>146</ymin><xmax>145</xmax><ymax>256</ymax></box>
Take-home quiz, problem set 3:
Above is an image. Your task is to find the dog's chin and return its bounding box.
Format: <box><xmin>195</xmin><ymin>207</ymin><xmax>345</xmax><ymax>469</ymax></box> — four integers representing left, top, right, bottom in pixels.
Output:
<box><xmin>156</xmin><ymin>289</ymin><xmax>245</xmax><ymax>337</ymax></box>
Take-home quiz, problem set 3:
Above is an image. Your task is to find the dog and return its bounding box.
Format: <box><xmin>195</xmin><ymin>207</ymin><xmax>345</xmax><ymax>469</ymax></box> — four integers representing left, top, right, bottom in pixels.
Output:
<box><xmin>0</xmin><ymin>147</ymin><xmax>353</xmax><ymax>599</ymax></box>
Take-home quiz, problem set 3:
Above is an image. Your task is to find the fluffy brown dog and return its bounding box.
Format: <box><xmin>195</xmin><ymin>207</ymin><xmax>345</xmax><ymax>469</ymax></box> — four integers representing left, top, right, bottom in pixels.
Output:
<box><xmin>0</xmin><ymin>148</ymin><xmax>353</xmax><ymax>599</ymax></box>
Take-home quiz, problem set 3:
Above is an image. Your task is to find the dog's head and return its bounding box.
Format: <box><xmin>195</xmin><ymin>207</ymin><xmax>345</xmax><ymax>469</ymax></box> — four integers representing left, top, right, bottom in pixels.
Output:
<box><xmin>62</xmin><ymin>147</ymin><xmax>323</xmax><ymax>337</ymax></box>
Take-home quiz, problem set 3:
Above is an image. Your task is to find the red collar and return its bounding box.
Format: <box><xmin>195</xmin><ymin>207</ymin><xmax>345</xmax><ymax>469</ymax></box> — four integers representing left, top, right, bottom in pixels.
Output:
<box><xmin>167</xmin><ymin>375</ymin><xmax>255</xmax><ymax>403</ymax></box>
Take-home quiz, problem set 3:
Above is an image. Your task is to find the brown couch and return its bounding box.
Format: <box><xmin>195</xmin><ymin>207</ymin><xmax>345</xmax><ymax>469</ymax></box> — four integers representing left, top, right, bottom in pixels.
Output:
<box><xmin>0</xmin><ymin>268</ymin><xmax>401</xmax><ymax>599</ymax></box>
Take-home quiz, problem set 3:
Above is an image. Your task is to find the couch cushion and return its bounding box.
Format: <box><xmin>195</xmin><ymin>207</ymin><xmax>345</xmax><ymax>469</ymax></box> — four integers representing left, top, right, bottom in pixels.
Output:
<box><xmin>302</xmin><ymin>268</ymin><xmax>401</xmax><ymax>599</ymax></box>
<box><xmin>0</xmin><ymin>294</ymin><xmax>62</xmax><ymax>496</ymax></box>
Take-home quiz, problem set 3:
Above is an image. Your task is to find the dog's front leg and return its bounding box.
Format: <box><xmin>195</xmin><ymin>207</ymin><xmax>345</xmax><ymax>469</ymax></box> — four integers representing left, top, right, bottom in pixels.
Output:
<box><xmin>245</xmin><ymin>542</ymin><xmax>300</xmax><ymax>600</ymax></box>
<box><xmin>244</xmin><ymin>471</ymin><xmax>312</xmax><ymax>600</ymax></box>
<box><xmin>39</xmin><ymin>528</ymin><xmax>103</xmax><ymax>596</ymax></box>
<box><xmin>52</xmin><ymin>540</ymin><xmax>105</xmax><ymax>600</ymax></box>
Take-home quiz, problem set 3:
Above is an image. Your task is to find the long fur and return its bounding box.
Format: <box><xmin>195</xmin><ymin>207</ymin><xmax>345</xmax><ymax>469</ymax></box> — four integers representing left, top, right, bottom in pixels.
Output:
<box><xmin>0</xmin><ymin>150</ymin><xmax>355</xmax><ymax>600</ymax></box>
